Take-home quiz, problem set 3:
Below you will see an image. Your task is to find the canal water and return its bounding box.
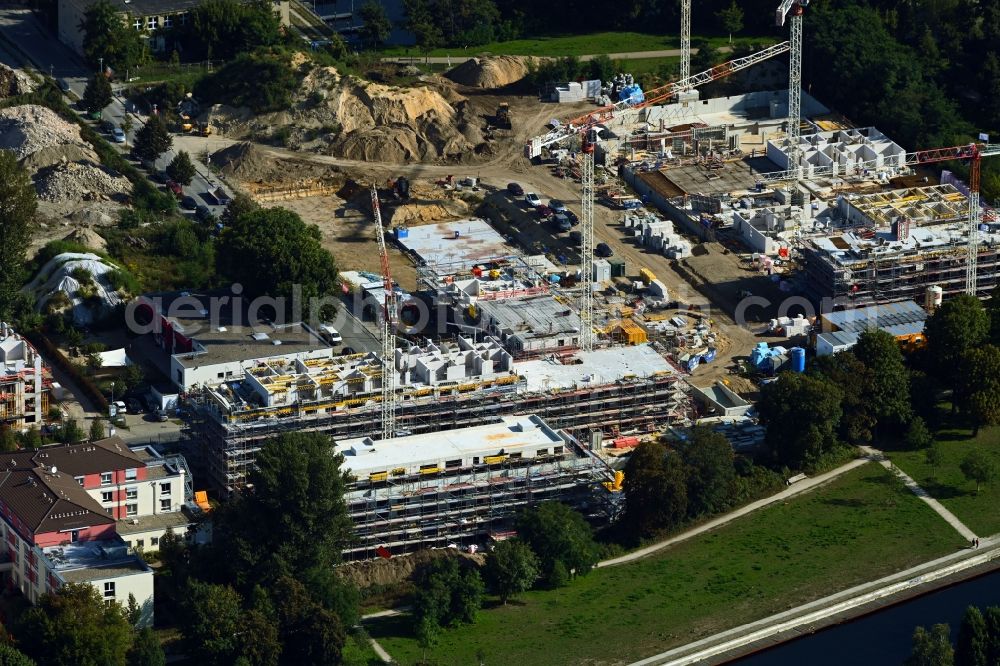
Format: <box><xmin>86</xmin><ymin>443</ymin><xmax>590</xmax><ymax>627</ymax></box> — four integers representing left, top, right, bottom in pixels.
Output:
<box><xmin>729</xmin><ymin>568</ymin><xmax>1000</xmax><ymax>665</ymax></box>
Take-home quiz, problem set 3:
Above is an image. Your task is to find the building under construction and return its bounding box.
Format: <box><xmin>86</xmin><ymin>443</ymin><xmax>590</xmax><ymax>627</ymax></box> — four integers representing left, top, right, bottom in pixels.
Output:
<box><xmin>338</xmin><ymin>414</ymin><xmax>620</xmax><ymax>559</ymax></box>
<box><xmin>0</xmin><ymin>323</ymin><xmax>49</xmax><ymax>429</ymax></box>
<box><xmin>800</xmin><ymin>184</ymin><xmax>1000</xmax><ymax>307</ymax></box>
<box><xmin>192</xmin><ymin>337</ymin><xmax>690</xmax><ymax>495</ymax></box>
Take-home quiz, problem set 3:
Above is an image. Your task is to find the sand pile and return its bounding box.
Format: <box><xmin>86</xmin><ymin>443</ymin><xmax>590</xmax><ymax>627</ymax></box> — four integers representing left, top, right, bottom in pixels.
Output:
<box><xmin>35</xmin><ymin>162</ymin><xmax>132</xmax><ymax>203</ymax></box>
<box><xmin>446</xmin><ymin>55</ymin><xmax>535</xmax><ymax>88</ymax></box>
<box><xmin>212</xmin><ymin>142</ymin><xmax>343</xmax><ymax>190</ymax></box>
<box><xmin>61</xmin><ymin>227</ymin><xmax>108</xmax><ymax>252</ymax></box>
<box><xmin>0</xmin><ymin>64</ymin><xmax>37</xmax><ymax>98</ymax></box>
<box><xmin>390</xmin><ymin>197</ymin><xmax>470</xmax><ymax>226</ymax></box>
<box><xmin>0</xmin><ymin>105</ymin><xmax>98</xmax><ymax>172</ymax></box>
<box><xmin>324</xmin><ymin>79</ymin><xmax>480</xmax><ymax>162</ymax></box>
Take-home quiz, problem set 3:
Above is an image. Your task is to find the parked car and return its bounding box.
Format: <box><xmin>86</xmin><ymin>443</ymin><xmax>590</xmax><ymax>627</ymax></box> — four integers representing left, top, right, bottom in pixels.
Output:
<box><xmin>155</xmin><ymin>409</ymin><xmax>169</xmax><ymax>422</ymax></box>
<box><xmin>565</xmin><ymin>210</ymin><xmax>579</xmax><ymax>225</ymax></box>
<box><xmin>56</xmin><ymin>78</ymin><xmax>71</xmax><ymax>93</ymax></box>
<box><xmin>549</xmin><ymin>199</ymin><xmax>568</xmax><ymax>213</ymax></box>
<box><xmin>524</xmin><ymin>192</ymin><xmax>542</xmax><ymax>207</ymax></box>
<box><xmin>536</xmin><ymin>204</ymin><xmax>553</xmax><ymax>219</ymax></box>
<box><xmin>595</xmin><ymin>242</ymin><xmax>614</xmax><ymax>257</ymax></box>
<box><xmin>507</xmin><ymin>182</ymin><xmax>524</xmax><ymax>196</ymax></box>
<box><xmin>111</xmin><ymin>127</ymin><xmax>126</xmax><ymax>144</ymax></box>
<box><xmin>180</xmin><ymin>195</ymin><xmax>198</xmax><ymax>210</ymax></box>
<box><xmin>195</xmin><ymin>204</ymin><xmax>214</xmax><ymax>221</ymax></box>
<box><xmin>100</xmin><ymin>119</ymin><xmax>116</xmax><ymax>133</ymax></box>
<box><xmin>319</xmin><ymin>324</ymin><xmax>342</xmax><ymax>344</ymax></box>
<box><xmin>551</xmin><ymin>214</ymin><xmax>572</xmax><ymax>232</ymax></box>
<box><xmin>126</xmin><ymin>398</ymin><xmax>143</xmax><ymax>414</ymax></box>
<box><xmin>166</xmin><ymin>180</ymin><xmax>183</xmax><ymax>197</ymax></box>
<box><xmin>569</xmin><ymin>230</ymin><xmax>582</xmax><ymax>246</ymax></box>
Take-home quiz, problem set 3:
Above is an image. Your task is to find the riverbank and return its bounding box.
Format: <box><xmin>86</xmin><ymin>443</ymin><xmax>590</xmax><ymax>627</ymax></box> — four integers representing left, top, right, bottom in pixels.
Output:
<box><xmin>636</xmin><ymin>537</ymin><xmax>1000</xmax><ymax>665</ymax></box>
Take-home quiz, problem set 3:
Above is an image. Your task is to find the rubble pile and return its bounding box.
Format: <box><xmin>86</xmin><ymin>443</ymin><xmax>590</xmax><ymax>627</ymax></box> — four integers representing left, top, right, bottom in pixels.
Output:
<box><xmin>446</xmin><ymin>56</ymin><xmax>536</xmax><ymax>88</ymax></box>
<box><xmin>35</xmin><ymin>162</ymin><xmax>132</xmax><ymax>203</ymax></box>
<box><xmin>0</xmin><ymin>64</ymin><xmax>37</xmax><ymax>98</ymax></box>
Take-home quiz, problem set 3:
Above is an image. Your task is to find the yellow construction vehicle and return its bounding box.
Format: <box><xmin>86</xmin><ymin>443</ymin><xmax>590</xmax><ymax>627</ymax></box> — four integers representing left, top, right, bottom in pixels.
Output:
<box><xmin>495</xmin><ymin>102</ymin><xmax>511</xmax><ymax>129</ymax></box>
<box><xmin>196</xmin><ymin>121</ymin><xmax>212</xmax><ymax>136</ymax></box>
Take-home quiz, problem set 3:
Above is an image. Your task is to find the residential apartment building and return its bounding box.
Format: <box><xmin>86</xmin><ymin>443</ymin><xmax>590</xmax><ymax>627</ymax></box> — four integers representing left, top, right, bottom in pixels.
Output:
<box><xmin>0</xmin><ymin>437</ymin><xmax>200</xmax><ymax>623</ymax></box>
<box><xmin>0</xmin><ymin>322</ymin><xmax>48</xmax><ymax>430</ymax></box>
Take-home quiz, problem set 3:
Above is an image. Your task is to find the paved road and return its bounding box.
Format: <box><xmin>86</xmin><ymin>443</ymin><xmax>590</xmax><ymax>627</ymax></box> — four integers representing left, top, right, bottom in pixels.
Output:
<box><xmin>598</xmin><ymin>454</ymin><xmax>872</xmax><ymax>568</ymax></box>
<box><xmin>866</xmin><ymin>446</ymin><xmax>979</xmax><ymax>542</ymax></box>
<box><xmin>386</xmin><ymin>46</ymin><xmax>733</xmax><ymax>65</ymax></box>
<box><xmin>0</xmin><ymin>8</ymin><xmax>231</xmax><ymax>217</ymax></box>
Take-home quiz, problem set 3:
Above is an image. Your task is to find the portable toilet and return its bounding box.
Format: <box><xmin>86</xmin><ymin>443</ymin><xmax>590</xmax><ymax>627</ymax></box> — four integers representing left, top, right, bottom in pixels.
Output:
<box><xmin>790</xmin><ymin>347</ymin><xmax>806</xmax><ymax>373</ymax></box>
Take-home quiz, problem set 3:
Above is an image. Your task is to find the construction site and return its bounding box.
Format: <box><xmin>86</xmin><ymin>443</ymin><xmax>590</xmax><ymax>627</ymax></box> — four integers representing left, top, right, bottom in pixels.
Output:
<box><xmin>338</xmin><ymin>414</ymin><xmax>620</xmax><ymax>559</ymax></box>
<box><xmin>0</xmin><ymin>323</ymin><xmax>50</xmax><ymax>429</ymax></box>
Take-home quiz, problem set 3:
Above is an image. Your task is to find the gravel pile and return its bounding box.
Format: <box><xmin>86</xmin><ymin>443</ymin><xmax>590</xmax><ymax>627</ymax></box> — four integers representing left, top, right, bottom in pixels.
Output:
<box><xmin>35</xmin><ymin>162</ymin><xmax>132</xmax><ymax>203</ymax></box>
<box><xmin>0</xmin><ymin>105</ymin><xmax>97</xmax><ymax>171</ymax></box>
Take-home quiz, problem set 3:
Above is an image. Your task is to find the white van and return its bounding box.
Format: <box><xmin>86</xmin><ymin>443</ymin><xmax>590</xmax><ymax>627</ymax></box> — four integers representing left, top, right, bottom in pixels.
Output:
<box><xmin>319</xmin><ymin>324</ymin><xmax>342</xmax><ymax>344</ymax></box>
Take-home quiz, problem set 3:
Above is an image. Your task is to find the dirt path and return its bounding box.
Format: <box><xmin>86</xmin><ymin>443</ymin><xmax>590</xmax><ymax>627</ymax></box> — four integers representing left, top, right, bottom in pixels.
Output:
<box><xmin>383</xmin><ymin>46</ymin><xmax>734</xmax><ymax>65</ymax></box>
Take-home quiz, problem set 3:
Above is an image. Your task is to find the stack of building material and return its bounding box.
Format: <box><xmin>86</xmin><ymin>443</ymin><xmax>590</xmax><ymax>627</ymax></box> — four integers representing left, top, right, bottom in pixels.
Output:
<box><xmin>623</xmin><ymin>212</ymin><xmax>693</xmax><ymax>259</ymax></box>
<box><xmin>552</xmin><ymin>82</ymin><xmax>585</xmax><ymax>103</ymax></box>
<box><xmin>713</xmin><ymin>420</ymin><xmax>766</xmax><ymax>452</ymax></box>
<box><xmin>768</xmin><ymin>314</ymin><xmax>812</xmax><ymax>337</ymax></box>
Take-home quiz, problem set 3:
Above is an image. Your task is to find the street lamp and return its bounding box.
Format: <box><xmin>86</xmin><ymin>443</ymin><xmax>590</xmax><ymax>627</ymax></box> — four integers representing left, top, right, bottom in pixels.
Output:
<box><xmin>98</xmin><ymin>57</ymin><xmax>103</xmax><ymax>74</ymax></box>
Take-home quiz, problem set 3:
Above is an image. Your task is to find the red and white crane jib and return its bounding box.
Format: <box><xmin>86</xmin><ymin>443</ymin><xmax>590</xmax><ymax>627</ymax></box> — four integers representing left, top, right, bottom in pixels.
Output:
<box><xmin>524</xmin><ymin>41</ymin><xmax>792</xmax><ymax>159</ymax></box>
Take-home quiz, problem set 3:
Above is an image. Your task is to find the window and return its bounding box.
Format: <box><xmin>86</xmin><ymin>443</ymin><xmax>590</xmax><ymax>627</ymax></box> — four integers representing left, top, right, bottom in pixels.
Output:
<box><xmin>159</xmin><ymin>498</ymin><xmax>172</xmax><ymax>512</ymax></box>
<box><xmin>104</xmin><ymin>582</ymin><xmax>115</xmax><ymax>598</ymax></box>
<box><xmin>536</xmin><ymin>448</ymin><xmax>549</xmax><ymax>457</ymax></box>
<box><xmin>151</xmin><ymin>537</ymin><xmax>159</xmax><ymax>547</ymax></box>
<box><xmin>159</xmin><ymin>482</ymin><xmax>171</xmax><ymax>495</ymax></box>
<box><xmin>509</xmin><ymin>452</ymin><xmax>522</xmax><ymax>459</ymax></box>
<box><xmin>133</xmin><ymin>18</ymin><xmax>142</xmax><ymax>30</ymax></box>
<box><xmin>125</xmin><ymin>468</ymin><xmax>137</xmax><ymax>481</ymax></box>
<box><xmin>553</xmin><ymin>446</ymin><xmax>564</xmax><ymax>455</ymax></box>
<box><xmin>70</xmin><ymin>530</ymin><xmax>79</xmax><ymax>543</ymax></box>
<box><xmin>74</xmin><ymin>475</ymin><xmax>84</xmax><ymax>486</ymax></box>
<box><xmin>146</xmin><ymin>16</ymin><xmax>157</xmax><ymax>29</ymax></box>
<box><xmin>472</xmin><ymin>457</ymin><xmax>480</xmax><ymax>465</ymax></box>
<box><xmin>136</xmin><ymin>539</ymin><xmax>144</xmax><ymax>549</ymax></box>
<box><xmin>179</xmin><ymin>12</ymin><xmax>187</xmax><ymax>25</ymax></box>
<box><xmin>126</xmin><ymin>504</ymin><xmax>138</xmax><ymax>517</ymax></box>
<box><xmin>100</xmin><ymin>472</ymin><xmax>112</xmax><ymax>486</ymax></box>
<box><xmin>101</xmin><ymin>491</ymin><xmax>113</xmax><ymax>503</ymax></box>
<box><xmin>445</xmin><ymin>459</ymin><xmax>461</xmax><ymax>469</ymax></box>
<box><xmin>163</xmin><ymin>15</ymin><xmax>172</xmax><ymax>28</ymax></box>
<box><xmin>217</xmin><ymin>372</ymin><xmax>224</xmax><ymax>379</ymax></box>
<box><xmin>125</xmin><ymin>487</ymin><xmax>137</xmax><ymax>501</ymax></box>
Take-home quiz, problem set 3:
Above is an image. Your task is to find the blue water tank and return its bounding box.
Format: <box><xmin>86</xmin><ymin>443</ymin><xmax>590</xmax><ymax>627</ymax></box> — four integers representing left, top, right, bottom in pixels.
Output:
<box><xmin>394</xmin><ymin>227</ymin><xmax>409</xmax><ymax>239</ymax></box>
<box><xmin>790</xmin><ymin>347</ymin><xmax>806</xmax><ymax>373</ymax></box>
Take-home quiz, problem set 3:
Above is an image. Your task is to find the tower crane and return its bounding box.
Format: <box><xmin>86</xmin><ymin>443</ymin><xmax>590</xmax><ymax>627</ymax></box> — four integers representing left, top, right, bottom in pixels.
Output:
<box><xmin>525</xmin><ymin>43</ymin><xmax>792</xmax><ymax>351</ymax></box>
<box><xmin>760</xmin><ymin>142</ymin><xmax>1000</xmax><ymax>296</ymax></box>
<box><xmin>776</xmin><ymin>0</ymin><xmax>809</xmax><ymax>174</ymax></box>
<box><xmin>680</xmin><ymin>0</ymin><xmax>691</xmax><ymax>87</ymax></box>
<box><xmin>371</xmin><ymin>184</ymin><xmax>397</xmax><ymax>440</ymax></box>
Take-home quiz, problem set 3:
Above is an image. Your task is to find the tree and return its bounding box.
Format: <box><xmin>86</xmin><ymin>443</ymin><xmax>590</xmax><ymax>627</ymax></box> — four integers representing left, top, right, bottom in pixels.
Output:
<box><xmin>906</xmin><ymin>624</ymin><xmax>954</xmax><ymax>666</ymax></box>
<box><xmin>955</xmin><ymin>605</ymin><xmax>988</xmax><ymax>666</ymax></box>
<box><xmin>622</xmin><ymin>441</ymin><xmax>688</xmax><ymax>538</ymax></box>
<box><xmin>127</xmin><ymin>627</ymin><xmax>165</xmax><ymax>666</ymax></box>
<box><xmin>676</xmin><ymin>426</ymin><xmax>736</xmax><ymax>517</ymax></box>
<box><xmin>0</xmin><ymin>644</ymin><xmax>35</xmax><ymax>666</ymax></box>
<box><xmin>926</xmin><ymin>443</ymin><xmax>944</xmax><ymax>467</ymax></box>
<box><xmin>89</xmin><ymin>418</ymin><xmax>106</xmax><ymax>441</ymax></box>
<box><xmin>516</xmin><ymin>502</ymin><xmax>599</xmax><ymax>586</ymax></box>
<box><xmin>79</xmin><ymin>0</ymin><xmax>145</xmax><ymax>74</ymax></box>
<box><xmin>59</xmin><ymin>418</ymin><xmax>85</xmax><ymax>443</ymax></box>
<box><xmin>925</xmin><ymin>294</ymin><xmax>991</xmax><ymax>398</ymax></box>
<box><xmin>359</xmin><ymin>0</ymin><xmax>391</xmax><ymax>49</ymax></box>
<box><xmin>216</xmin><ymin>207</ymin><xmax>338</xmax><ymax>313</ymax></box>
<box><xmin>177</xmin><ymin>581</ymin><xmax>244</xmax><ymax>666</ymax></box>
<box><xmin>984</xmin><ymin>606</ymin><xmax>1000</xmax><ymax>664</ymax></box>
<box><xmin>184</xmin><ymin>0</ymin><xmax>281</xmax><ymax>61</ymax></box>
<box><xmin>758</xmin><ymin>372</ymin><xmax>843</xmax><ymax>469</ymax></box>
<box><xmin>402</xmin><ymin>0</ymin><xmax>443</xmax><ymax>59</ymax></box>
<box><xmin>483</xmin><ymin>539</ymin><xmax>539</xmax><ymax>604</ymax></box>
<box><xmin>221</xmin><ymin>192</ymin><xmax>259</xmax><ymax>228</ymax></box>
<box><xmin>17</xmin><ymin>583</ymin><xmax>133</xmax><ymax>666</ymax></box>
<box><xmin>82</xmin><ymin>73</ymin><xmax>112</xmax><ymax>115</ymax></box>
<box><xmin>588</xmin><ymin>54</ymin><xmax>617</xmax><ymax>83</ymax></box>
<box><xmin>690</xmin><ymin>38</ymin><xmax>722</xmax><ymax>73</ymax></box>
<box><xmin>716</xmin><ymin>0</ymin><xmax>744</xmax><ymax>43</ymax></box>
<box><xmin>904</xmin><ymin>417</ymin><xmax>934</xmax><ymax>450</ymax></box>
<box><xmin>166</xmin><ymin>151</ymin><xmax>196</xmax><ymax>186</ymax></box>
<box><xmin>270</xmin><ymin>576</ymin><xmax>344</xmax><ymax>666</ymax></box>
<box><xmin>412</xmin><ymin>557</ymin><xmax>484</xmax><ymax>631</ymax></box>
<box><xmin>0</xmin><ymin>427</ymin><xmax>18</xmax><ymax>453</ymax></box>
<box><xmin>120</xmin><ymin>114</ymin><xmax>134</xmax><ymax>149</ymax></box>
<box><xmin>195</xmin><ymin>53</ymin><xmax>298</xmax><ymax>114</ymax></box>
<box><xmin>960</xmin><ymin>450</ymin><xmax>994</xmax><ymax>494</ymax></box>
<box><xmin>810</xmin><ymin>351</ymin><xmax>876</xmax><ymax>445</ymax></box>
<box><xmin>132</xmin><ymin>115</ymin><xmax>172</xmax><ymax>164</ymax></box>
<box><xmin>210</xmin><ymin>432</ymin><xmax>353</xmax><ymax>590</ymax></box>
<box><xmin>958</xmin><ymin>345</ymin><xmax>1000</xmax><ymax>435</ymax></box>
<box><xmin>852</xmin><ymin>328</ymin><xmax>912</xmax><ymax>431</ymax></box>
<box><xmin>0</xmin><ymin>150</ymin><xmax>36</xmax><ymax>321</ymax></box>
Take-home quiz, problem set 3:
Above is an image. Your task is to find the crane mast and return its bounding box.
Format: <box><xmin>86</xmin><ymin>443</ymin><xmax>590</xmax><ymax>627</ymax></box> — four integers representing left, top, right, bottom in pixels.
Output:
<box><xmin>776</xmin><ymin>1</ymin><xmax>809</xmax><ymax>176</ymax></box>
<box><xmin>580</xmin><ymin>133</ymin><xmax>596</xmax><ymax>351</ymax></box>
<box><xmin>371</xmin><ymin>185</ymin><xmax>397</xmax><ymax>440</ymax></box>
<box><xmin>966</xmin><ymin>148</ymin><xmax>982</xmax><ymax>295</ymax></box>
<box><xmin>680</xmin><ymin>0</ymin><xmax>691</xmax><ymax>87</ymax></box>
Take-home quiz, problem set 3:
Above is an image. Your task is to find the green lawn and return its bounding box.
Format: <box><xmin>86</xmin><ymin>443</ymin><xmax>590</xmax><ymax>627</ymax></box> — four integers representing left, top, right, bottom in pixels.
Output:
<box><xmin>889</xmin><ymin>425</ymin><xmax>1000</xmax><ymax>537</ymax></box>
<box><xmin>383</xmin><ymin>33</ymin><xmax>775</xmax><ymax>58</ymax></box>
<box><xmin>343</xmin><ymin>630</ymin><xmax>384</xmax><ymax>666</ymax></box>
<box><xmin>367</xmin><ymin>464</ymin><xmax>961</xmax><ymax>666</ymax></box>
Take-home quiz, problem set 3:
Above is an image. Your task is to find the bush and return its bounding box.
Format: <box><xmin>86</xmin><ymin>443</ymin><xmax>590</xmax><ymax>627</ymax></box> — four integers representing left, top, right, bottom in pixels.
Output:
<box><xmin>195</xmin><ymin>51</ymin><xmax>301</xmax><ymax>113</ymax></box>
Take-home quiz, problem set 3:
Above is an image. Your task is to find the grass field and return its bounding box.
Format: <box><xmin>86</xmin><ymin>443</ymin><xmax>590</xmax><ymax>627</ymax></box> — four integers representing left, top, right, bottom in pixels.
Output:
<box><xmin>367</xmin><ymin>464</ymin><xmax>961</xmax><ymax>666</ymax></box>
<box><xmin>343</xmin><ymin>630</ymin><xmax>384</xmax><ymax>666</ymax></box>
<box><xmin>383</xmin><ymin>33</ymin><xmax>776</xmax><ymax>58</ymax></box>
<box><xmin>889</xmin><ymin>425</ymin><xmax>1000</xmax><ymax>537</ymax></box>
